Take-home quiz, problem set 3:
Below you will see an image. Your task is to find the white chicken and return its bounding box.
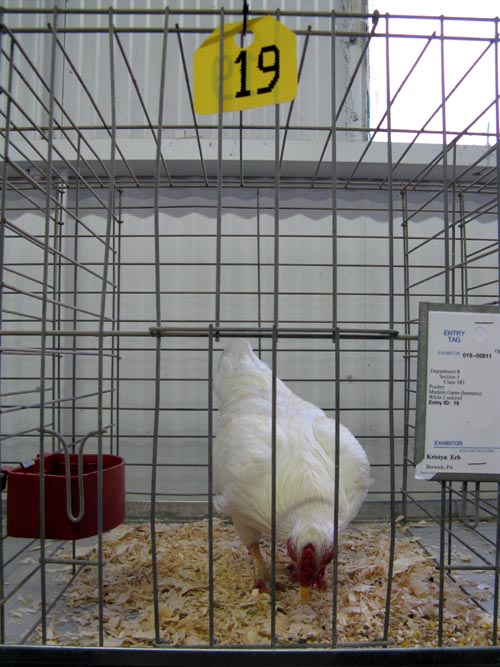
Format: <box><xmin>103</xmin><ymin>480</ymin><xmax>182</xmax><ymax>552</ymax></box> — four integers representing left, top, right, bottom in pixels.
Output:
<box><xmin>213</xmin><ymin>338</ymin><xmax>370</xmax><ymax>601</ymax></box>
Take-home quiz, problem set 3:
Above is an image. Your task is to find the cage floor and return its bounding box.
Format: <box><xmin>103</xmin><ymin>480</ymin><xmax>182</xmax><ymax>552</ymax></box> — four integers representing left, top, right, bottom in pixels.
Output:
<box><xmin>404</xmin><ymin>519</ymin><xmax>499</xmax><ymax>617</ymax></box>
<box><xmin>3</xmin><ymin>518</ymin><xmax>496</xmax><ymax>649</ymax></box>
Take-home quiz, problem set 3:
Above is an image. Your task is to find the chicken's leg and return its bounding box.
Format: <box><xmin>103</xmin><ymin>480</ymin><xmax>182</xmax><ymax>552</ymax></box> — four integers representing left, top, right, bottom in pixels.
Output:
<box><xmin>247</xmin><ymin>542</ymin><xmax>270</xmax><ymax>593</ymax></box>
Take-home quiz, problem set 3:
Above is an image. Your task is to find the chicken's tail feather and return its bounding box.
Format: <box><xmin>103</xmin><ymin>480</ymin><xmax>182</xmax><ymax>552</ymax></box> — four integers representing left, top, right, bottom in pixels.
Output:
<box><xmin>221</xmin><ymin>338</ymin><xmax>253</xmax><ymax>358</ymax></box>
<box><xmin>219</xmin><ymin>339</ymin><xmax>265</xmax><ymax>370</ymax></box>
<box><xmin>214</xmin><ymin>339</ymin><xmax>268</xmax><ymax>396</ymax></box>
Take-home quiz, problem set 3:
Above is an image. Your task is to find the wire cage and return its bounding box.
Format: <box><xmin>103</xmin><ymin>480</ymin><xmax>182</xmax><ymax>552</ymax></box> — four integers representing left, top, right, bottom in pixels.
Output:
<box><xmin>1</xmin><ymin>2</ymin><xmax>500</xmax><ymax>664</ymax></box>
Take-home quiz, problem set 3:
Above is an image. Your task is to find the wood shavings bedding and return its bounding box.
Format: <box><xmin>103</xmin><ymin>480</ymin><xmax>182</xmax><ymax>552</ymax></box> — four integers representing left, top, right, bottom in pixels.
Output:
<box><xmin>43</xmin><ymin>519</ymin><xmax>493</xmax><ymax>648</ymax></box>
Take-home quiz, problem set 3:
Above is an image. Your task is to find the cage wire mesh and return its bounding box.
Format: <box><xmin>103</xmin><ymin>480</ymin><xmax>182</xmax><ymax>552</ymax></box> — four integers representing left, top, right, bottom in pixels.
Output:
<box><xmin>0</xmin><ymin>1</ymin><xmax>500</xmax><ymax>660</ymax></box>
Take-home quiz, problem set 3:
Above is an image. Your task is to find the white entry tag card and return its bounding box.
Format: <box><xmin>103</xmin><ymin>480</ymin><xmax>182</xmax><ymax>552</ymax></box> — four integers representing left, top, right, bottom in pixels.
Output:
<box><xmin>415</xmin><ymin>302</ymin><xmax>500</xmax><ymax>481</ymax></box>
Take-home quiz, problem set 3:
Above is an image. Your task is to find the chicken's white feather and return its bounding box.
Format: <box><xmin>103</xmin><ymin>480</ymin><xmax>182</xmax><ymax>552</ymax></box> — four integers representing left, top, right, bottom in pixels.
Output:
<box><xmin>213</xmin><ymin>339</ymin><xmax>370</xmax><ymax>583</ymax></box>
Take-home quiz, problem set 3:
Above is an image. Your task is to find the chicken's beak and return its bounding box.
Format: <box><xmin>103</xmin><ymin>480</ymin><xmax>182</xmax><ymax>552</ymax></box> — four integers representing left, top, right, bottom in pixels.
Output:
<box><xmin>300</xmin><ymin>586</ymin><xmax>311</xmax><ymax>602</ymax></box>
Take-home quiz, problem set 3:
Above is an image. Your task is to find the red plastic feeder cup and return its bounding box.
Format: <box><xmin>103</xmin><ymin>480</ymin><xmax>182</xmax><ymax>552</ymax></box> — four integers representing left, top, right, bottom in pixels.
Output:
<box><xmin>4</xmin><ymin>453</ymin><xmax>125</xmax><ymax>540</ymax></box>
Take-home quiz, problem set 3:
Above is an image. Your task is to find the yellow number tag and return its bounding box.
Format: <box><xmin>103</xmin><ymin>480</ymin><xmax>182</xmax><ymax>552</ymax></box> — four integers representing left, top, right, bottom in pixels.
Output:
<box><xmin>194</xmin><ymin>15</ymin><xmax>297</xmax><ymax>115</ymax></box>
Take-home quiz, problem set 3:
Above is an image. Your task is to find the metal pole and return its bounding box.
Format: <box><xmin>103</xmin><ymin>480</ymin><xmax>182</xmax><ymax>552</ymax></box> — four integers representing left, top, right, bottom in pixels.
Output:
<box><xmin>38</xmin><ymin>8</ymin><xmax>60</xmax><ymax>644</ymax></box>
<box><xmin>495</xmin><ymin>17</ymin><xmax>500</xmax><ymax>306</ymax></box>
<box><xmin>0</xmin><ymin>13</ymin><xmax>13</xmax><ymax>644</ymax></box>
<box><xmin>330</xmin><ymin>10</ymin><xmax>340</xmax><ymax>647</ymax></box>
<box><xmin>401</xmin><ymin>190</ymin><xmax>410</xmax><ymax>519</ymax></box>
<box><xmin>215</xmin><ymin>8</ymin><xmax>225</xmax><ymax>336</ymax></box>
<box><xmin>440</xmin><ymin>16</ymin><xmax>451</xmax><ymax>304</ymax></box>
<box><xmin>207</xmin><ymin>325</ymin><xmax>215</xmax><ymax>646</ymax></box>
<box><xmin>437</xmin><ymin>481</ymin><xmax>447</xmax><ymax>646</ymax></box>
<box><xmin>382</xmin><ymin>12</ymin><xmax>396</xmax><ymax>644</ymax></box>
<box><xmin>92</xmin><ymin>8</ymin><xmax>119</xmax><ymax>645</ymax></box>
<box><xmin>150</xmin><ymin>7</ymin><xmax>170</xmax><ymax>645</ymax></box>
<box><xmin>270</xmin><ymin>10</ymin><xmax>281</xmax><ymax>643</ymax></box>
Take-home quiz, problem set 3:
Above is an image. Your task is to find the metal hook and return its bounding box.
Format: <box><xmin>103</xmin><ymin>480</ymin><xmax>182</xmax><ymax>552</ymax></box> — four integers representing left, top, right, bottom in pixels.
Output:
<box><xmin>39</xmin><ymin>427</ymin><xmax>106</xmax><ymax>524</ymax></box>
<box><xmin>242</xmin><ymin>0</ymin><xmax>249</xmax><ymax>36</ymax></box>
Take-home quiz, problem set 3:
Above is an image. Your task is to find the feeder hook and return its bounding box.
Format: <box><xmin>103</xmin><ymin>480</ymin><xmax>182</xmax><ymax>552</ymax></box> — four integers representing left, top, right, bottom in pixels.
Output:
<box><xmin>40</xmin><ymin>427</ymin><xmax>107</xmax><ymax>524</ymax></box>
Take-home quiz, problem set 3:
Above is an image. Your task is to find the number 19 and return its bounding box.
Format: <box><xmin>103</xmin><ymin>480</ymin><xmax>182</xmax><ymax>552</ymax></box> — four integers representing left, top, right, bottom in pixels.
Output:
<box><xmin>235</xmin><ymin>45</ymin><xmax>280</xmax><ymax>99</ymax></box>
